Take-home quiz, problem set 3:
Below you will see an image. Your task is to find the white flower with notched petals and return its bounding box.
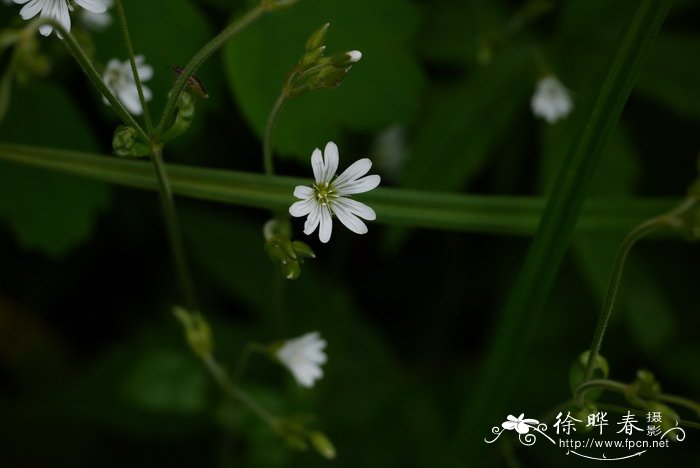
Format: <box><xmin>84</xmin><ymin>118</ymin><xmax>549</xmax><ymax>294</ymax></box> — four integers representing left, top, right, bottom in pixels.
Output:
<box><xmin>102</xmin><ymin>55</ymin><xmax>153</xmax><ymax>116</ymax></box>
<box><xmin>530</xmin><ymin>75</ymin><xmax>573</xmax><ymax>124</ymax></box>
<box><xmin>502</xmin><ymin>414</ymin><xmax>540</xmax><ymax>434</ymax></box>
<box><xmin>275</xmin><ymin>332</ymin><xmax>327</xmax><ymax>388</ymax></box>
<box><xmin>12</xmin><ymin>0</ymin><xmax>108</xmax><ymax>37</ymax></box>
<box><xmin>289</xmin><ymin>142</ymin><xmax>380</xmax><ymax>243</ymax></box>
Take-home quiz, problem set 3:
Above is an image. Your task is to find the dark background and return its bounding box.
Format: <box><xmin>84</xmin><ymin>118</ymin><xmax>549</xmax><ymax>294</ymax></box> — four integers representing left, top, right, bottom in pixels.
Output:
<box><xmin>0</xmin><ymin>0</ymin><xmax>699</xmax><ymax>466</ymax></box>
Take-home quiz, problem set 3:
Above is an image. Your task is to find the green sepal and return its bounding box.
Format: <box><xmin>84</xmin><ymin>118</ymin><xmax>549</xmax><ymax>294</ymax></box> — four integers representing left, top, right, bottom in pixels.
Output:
<box><xmin>112</xmin><ymin>125</ymin><xmax>150</xmax><ymax>158</ymax></box>
<box><xmin>161</xmin><ymin>91</ymin><xmax>196</xmax><ymax>143</ymax></box>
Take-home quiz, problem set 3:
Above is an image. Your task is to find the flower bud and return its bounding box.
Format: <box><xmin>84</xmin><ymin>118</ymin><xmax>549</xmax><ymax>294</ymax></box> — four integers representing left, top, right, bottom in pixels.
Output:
<box><xmin>112</xmin><ymin>125</ymin><xmax>150</xmax><ymax>158</ymax></box>
<box><xmin>629</xmin><ymin>369</ymin><xmax>661</xmax><ymax>399</ymax></box>
<box><xmin>308</xmin><ymin>431</ymin><xmax>336</xmax><ymax>460</ymax></box>
<box><xmin>263</xmin><ymin>218</ymin><xmax>315</xmax><ymax>280</ymax></box>
<box><xmin>172</xmin><ymin>306</ymin><xmax>213</xmax><ymax>358</ymax></box>
<box><xmin>305</xmin><ymin>23</ymin><xmax>329</xmax><ymax>51</ymax></box>
<box><xmin>330</xmin><ymin>50</ymin><xmax>362</xmax><ymax>67</ymax></box>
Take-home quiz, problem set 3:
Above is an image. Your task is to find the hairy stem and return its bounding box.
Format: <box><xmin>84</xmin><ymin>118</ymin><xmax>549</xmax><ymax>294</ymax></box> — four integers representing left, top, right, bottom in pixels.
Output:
<box><xmin>114</xmin><ymin>0</ymin><xmax>154</xmax><ymax>134</ymax></box>
<box><xmin>583</xmin><ymin>216</ymin><xmax>673</xmax><ymax>381</ymax></box>
<box><xmin>263</xmin><ymin>90</ymin><xmax>288</xmax><ymax>175</ymax></box>
<box><xmin>156</xmin><ymin>4</ymin><xmax>266</xmax><ymax>133</ymax></box>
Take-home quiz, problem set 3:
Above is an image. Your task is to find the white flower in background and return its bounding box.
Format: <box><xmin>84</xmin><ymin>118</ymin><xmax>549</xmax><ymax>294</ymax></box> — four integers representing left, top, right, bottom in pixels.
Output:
<box><xmin>530</xmin><ymin>74</ymin><xmax>573</xmax><ymax>124</ymax></box>
<box><xmin>80</xmin><ymin>0</ymin><xmax>112</xmax><ymax>30</ymax></box>
<box><xmin>289</xmin><ymin>142</ymin><xmax>380</xmax><ymax>243</ymax></box>
<box><xmin>12</xmin><ymin>0</ymin><xmax>108</xmax><ymax>37</ymax></box>
<box><xmin>102</xmin><ymin>55</ymin><xmax>153</xmax><ymax>116</ymax></box>
<box><xmin>275</xmin><ymin>332</ymin><xmax>327</xmax><ymax>388</ymax></box>
<box><xmin>502</xmin><ymin>414</ymin><xmax>540</xmax><ymax>434</ymax></box>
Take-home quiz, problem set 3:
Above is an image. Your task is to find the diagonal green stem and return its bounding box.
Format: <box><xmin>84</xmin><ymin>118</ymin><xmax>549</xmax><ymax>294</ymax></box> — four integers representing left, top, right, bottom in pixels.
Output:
<box><xmin>114</xmin><ymin>0</ymin><xmax>154</xmax><ymax>134</ymax></box>
<box><xmin>22</xmin><ymin>18</ymin><xmax>148</xmax><ymax>141</ymax></box>
<box><xmin>453</xmin><ymin>0</ymin><xmax>672</xmax><ymax>463</ymax></box>
<box><xmin>263</xmin><ymin>90</ymin><xmax>288</xmax><ymax>175</ymax></box>
<box><xmin>156</xmin><ymin>4</ymin><xmax>266</xmax><ymax>134</ymax></box>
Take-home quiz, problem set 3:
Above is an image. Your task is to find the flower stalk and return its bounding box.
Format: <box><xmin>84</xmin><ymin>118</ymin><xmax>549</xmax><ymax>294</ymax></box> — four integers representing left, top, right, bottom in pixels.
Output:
<box><xmin>156</xmin><ymin>3</ymin><xmax>267</xmax><ymax>134</ymax></box>
<box><xmin>114</xmin><ymin>0</ymin><xmax>154</xmax><ymax>134</ymax></box>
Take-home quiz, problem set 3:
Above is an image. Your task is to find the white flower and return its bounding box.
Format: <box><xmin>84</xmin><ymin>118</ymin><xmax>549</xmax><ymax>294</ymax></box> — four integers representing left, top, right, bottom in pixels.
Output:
<box><xmin>275</xmin><ymin>332</ymin><xmax>327</xmax><ymax>388</ymax></box>
<box><xmin>530</xmin><ymin>75</ymin><xmax>573</xmax><ymax>124</ymax></box>
<box><xmin>80</xmin><ymin>0</ymin><xmax>112</xmax><ymax>30</ymax></box>
<box><xmin>102</xmin><ymin>55</ymin><xmax>153</xmax><ymax>116</ymax></box>
<box><xmin>289</xmin><ymin>142</ymin><xmax>380</xmax><ymax>243</ymax></box>
<box><xmin>12</xmin><ymin>0</ymin><xmax>108</xmax><ymax>37</ymax></box>
<box><xmin>502</xmin><ymin>414</ymin><xmax>540</xmax><ymax>434</ymax></box>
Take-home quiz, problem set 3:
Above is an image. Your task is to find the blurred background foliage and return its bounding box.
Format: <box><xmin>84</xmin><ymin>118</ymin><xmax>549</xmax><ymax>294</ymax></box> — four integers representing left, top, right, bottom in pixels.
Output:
<box><xmin>0</xmin><ymin>0</ymin><xmax>699</xmax><ymax>466</ymax></box>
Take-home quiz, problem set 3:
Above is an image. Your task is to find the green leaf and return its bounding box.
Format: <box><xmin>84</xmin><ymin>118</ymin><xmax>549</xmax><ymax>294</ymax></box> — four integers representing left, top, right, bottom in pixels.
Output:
<box><xmin>402</xmin><ymin>47</ymin><xmax>531</xmax><ymax>191</ymax></box>
<box><xmin>636</xmin><ymin>34</ymin><xmax>700</xmax><ymax>123</ymax></box>
<box><xmin>0</xmin><ymin>83</ymin><xmax>111</xmax><ymax>257</ymax></box>
<box><xmin>223</xmin><ymin>0</ymin><xmax>423</xmax><ymax>159</ymax></box>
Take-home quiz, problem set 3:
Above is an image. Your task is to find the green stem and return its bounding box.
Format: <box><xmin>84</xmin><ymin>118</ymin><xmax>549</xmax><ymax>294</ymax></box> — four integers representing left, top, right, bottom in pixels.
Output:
<box><xmin>658</xmin><ymin>394</ymin><xmax>700</xmax><ymax>418</ymax></box>
<box><xmin>583</xmin><ymin>216</ymin><xmax>672</xmax><ymax>381</ymax></box>
<box><xmin>0</xmin><ymin>143</ymin><xmax>678</xmax><ymax>235</ymax></box>
<box><xmin>150</xmin><ymin>147</ymin><xmax>199</xmax><ymax>310</ymax></box>
<box><xmin>233</xmin><ymin>342</ymin><xmax>266</xmax><ymax>383</ymax></box>
<box><xmin>156</xmin><ymin>4</ymin><xmax>266</xmax><ymax>133</ymax></box>
<box><xmin>23</xmin><ymin>18</ymin><xmax>148</xmax><ymax>141</ymax></box>
<box><xmin>263</xmin><ymin>90</ymin><xmax>288</xmax><ymax>175</ymax></box>
<box><xmin>574</xmin><ymin>378</ymin><xmax>629</xmax><ymax>407</ymax></box>
<box><xmin>201</xmin><ymin>353</ymin><xmax>279</xmax><ymax>429</ymax></box>
<box><xmin>114</xmin><ymin>0</ymin><xmax>154</xmax><ymax>134</ymax></box>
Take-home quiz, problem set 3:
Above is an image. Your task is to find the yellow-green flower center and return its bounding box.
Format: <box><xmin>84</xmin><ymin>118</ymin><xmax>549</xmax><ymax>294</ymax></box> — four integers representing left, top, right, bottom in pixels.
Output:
<box><xmin>313</xmin><ymin>182</ymin><xmax>336</xmax><ymax>207</ymax></box>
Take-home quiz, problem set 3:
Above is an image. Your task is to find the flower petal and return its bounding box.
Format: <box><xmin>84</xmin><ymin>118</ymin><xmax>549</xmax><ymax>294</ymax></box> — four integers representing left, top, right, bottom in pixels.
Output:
<box><xmin>332</xmin><ymin>201</ymin><xmax>368</xmax><ymax>235</ymax></box>
<box><xmin>335</xmin><ymin>197</ymin><xmax>376</xmax><ymax>221</ymax></box>
<box><xmin>318</xmin><ymin>206</ymin><xmax>333</xmax><ymax>243</ymax></box>
<box><xmin>18</xmin><ymin>0</ymin><xmax>43</xmax><ymax>20</ymax></box>
<box><xmin>289</xmin><ymin>198</ymin><xmax>314</xmax><ymax>217</ymax></box>
<box><xmin>311</xmin><ymin>148</ymin><xmax>324</xmax><ymax>184</ymax></box>
<box><xmin>293</xmin><ymin>185</ymin><xmax>314</xmax><ymax>199</ymax></box>
<box><xmin>321</xmin><ymin>141</ymin><xmax>339</xmax><ymax>184</ymax></box>
<box><xmin>333</xmin><ymin>158</ymin><xmax>372</xmax><ymax>187</ymax></box>
<box><xmin>335</xmin><ymin>174</ymin><xmax>381</xmax><ymax>195</ymax></box>
<box><xmin>75</xmin><ymin>0</ymin><xmax>108</xmax><ymax>14</ymax></box>
<box><xmin>303</xmin><ymin>203</ymin><xmax>321</xmax><ymax>236</ymax></box>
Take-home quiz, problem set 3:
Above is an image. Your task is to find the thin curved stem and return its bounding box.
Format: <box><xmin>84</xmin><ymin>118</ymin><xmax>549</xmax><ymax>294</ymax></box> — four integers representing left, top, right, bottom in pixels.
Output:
<box><xmin>156</xmin><ymin>4</ymin><xmax>266</xmax><ymax>133</ymax></box>
<box><xmin>114</xmin><ymin>0</ymin><xmax>154</xmax><ymax>134</ymax></box>
<box><xmin>23</xmin><ymin>18</ymin><xmax>148</xmax><ymax>141</ymax></box>
<box><xmin>583</xmin><ymin>215</ymin><xmax>673</xmax><ymax>381</ymax></box>
<box><xmin>658</xmin><ymin>394</ymin><xmax>700</xmax><ymax>418</ymax></box>
<box><xmin>201</xmin><ymin>353</ymin><xmax>279</xmax><ymax>429</ymax></box>
<box><xmin>263</xmin><ymin>90</ymin><xmax>288</xmax><ymax>175</ymax></box>
<box><xmin>574</xmin><ymin>378</ymin><xmax>629</xmax><ymax>407</ymax></box>
<box><xmin>150</xmin><ymin>146</ymin><xmax>199</xmax><ymax>311</ymax></box>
